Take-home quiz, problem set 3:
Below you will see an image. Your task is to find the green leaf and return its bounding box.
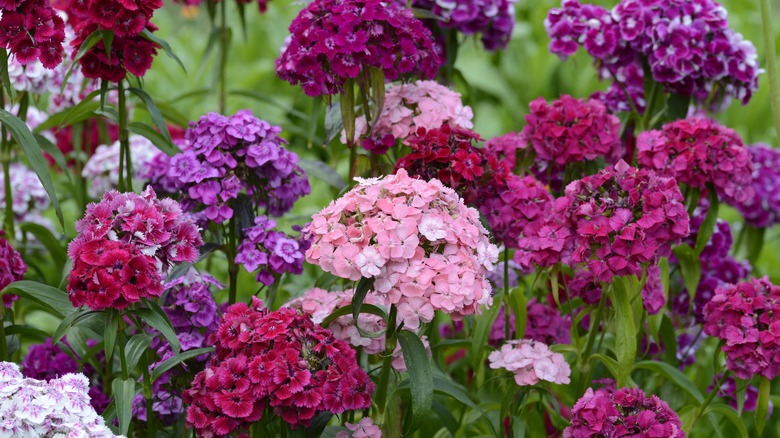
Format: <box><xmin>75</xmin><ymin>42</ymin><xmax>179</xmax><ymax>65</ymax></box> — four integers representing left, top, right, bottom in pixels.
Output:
<box><xmin>369</xmin><ymin>67</ymin><xmax>386</xmax><ymax>125</ymax></box>
<box><xmin>127</xmin><ymin>122</ymin><xmax>180</xmax><ymax>156</ymax></box>
<box><xmin>341</xmin><ymin>80</ymin><xmax>356</xmax><ymax>146</ymax></box>
<box><xmin>632</xmin><ymin>361</ymin><xmax>704</xmax><ymax>403</ymax></box>
<box><xmin>755</xmin><ymin>376</ymin><xmax>770</xmax><ymax>435</ymax></box>
<box><xmin>62</xmin><ymin>30</ymin><xmax>103</xmax><ymax>93</ymax></box>
<box><xmin>694</xmin><ymin>187</ymin><xmax>719</xmax><ymax>255</ymax></box>
<box><xmin>52</xmin><ymin>308</ymin><xmax>104</xmax><ymax>344</ymax></box>
<box><xmin>127</xmin><ymin>87</ymin><xmax>172</xmax><ymax>143</ymax></box>
<box><xmin>19</xmin><ymin>223</ymin><xmax>66</xmax><ymax>270</ymax></box>
<box><xmin>104</xmin><ymin>309</ymin><xmax>118</xmax><ymax>365</ymax></box>
<box><xmin>4</xmin><ymin>325</ymin><xmax>50</xmax><ymax>339</ymax></box>
<box><xmin>611</xmin><ymin>276</ymin><xmax>638</xmax><ymax>387</ymax></box>
<box><xmin>704</xmin><ymin>404</ymin><xmax>749</xmax><ymax>438</ymax></box>
<box><xmin>152</xmin><ymin>101</ymin><xmax>190</xmax><ymax>128</ymax></box>
<box><xmin>112</xmin><ymin>378</ymin><xmax>137</xmax><ymax>436</ymax></box>
<box><xmin>470</xmin><ymin>292</ymin><xmax>503</xmax><ymax>367</ymax></box>
<box><xmin>324</xmin><ymin>102</ymin><xmax>344</xmax><ymax>145</ymax></box>
<box><xmin>507</xmin><ymin>287</ymin><xmax>527</xmax><ymax>339</ymax></box>
<box><xmin>673</xmin><ymin>244</ymin><xmax>701</xmax><ymax>301</ymax></box>
<box><xmin>0</xmin><ymin>281</ymin><xmax>74</xmax><ymax>318</ymax></box>
<box><xmin>32</xmin><ymin>133</ymin><xmax>72</xmax><ymax>184</ymax></box>
<box><xmin>320</xmin><ymin>303</ymin><xmax>387</xmax><ymax>328</ymax></box>
<box><xmin>140</xmin><ymin>29</ymin><xmax>187</xmax><ymax>74</ymax></box>
<box><xmin>743</xmin><ymin>224</ymin><xmax>766</xmax><ymax>265</ymax></box>
<box><xmin>397</xmin><ymin>330</ymin><xmax>433</xmax><ymax>435</ymax></box>
<box><xmin>0</xmin><ymin>50</ymin><xmax>13</xmax><ymax>98</ymax></box>
<box><xmin>351</xmin><ymin>277</ymin><xmax>377</xmax><ymax>336</ymax></box>
<box><xmin>659</xmin><ymin>315</ymin><xmax>678</xmax><ymax>365</ymax></box>
<box><xmin>125</xmin><ymin>333</ymin><xmax>155</xmax><ymax>372</ymax></box>
<box><xmin>591</xmin><ymin>353</ymin><xmax>621</xmax><ymax>381</ymax></box>
<box><xmin>151</xmin><ymin>347</ymin><xmax>214</xmax><ymax>382</ymax></box>
<box><xmin>0</xmin><ymin>109</ymin><xmax>64</xmax><ymax>229</ymax></box>
<box><xmin>299</xmin><ymin>159</ymin><xmax>346</xmax><ymax>190</ymax></box>
<box><xmin>664</xmin><ymin>93</ymin><xmax>692</xmax><ymax>123</ymax></box>
<box><xmin>132</xmin><ymin>307</ymin><xmax>180</xmax><ymax>353</ymax></box>
<box><xmin>34</xmin><ymin>96</ymin><xmax>101</xmax><ymax>132</ymax></box>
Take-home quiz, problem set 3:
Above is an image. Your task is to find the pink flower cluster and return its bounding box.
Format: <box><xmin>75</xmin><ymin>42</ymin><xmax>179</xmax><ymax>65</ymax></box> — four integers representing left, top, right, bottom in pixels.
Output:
<box><xmin>638</xmin><ymin>117</ymin><xmax>754</xmax><ymax>205</ymax></box>
<box><xmin>477</xmin><ymin>174</ymin><xmax>552</xmax><ymax>248</ymax></box>
<box><xmin>702</xmin><ymin>277</ymin><xmax>780</xmax><ymax>380</ymax></box>
<box><xmin>336</xmin><ymin>417</ymin><xmax>382</xmax><ymax>438</ymax></box>
<box><xmin>517</xmin><ymin>161</ymin><xmax>689</xmax><ymax>283</ymax></box>
<box><xmin>276</xmin><ymin>0</ymin><xmax>441</xmax><ymax>97</ymax></box>
<box><xmin>488</xmin><ymin>340</ymin><xmax>571</xmax><ymax>386</ymax></box>
<box><xmin>0</xmin><ymin>0</ymin><xmax>65</xmax><ymax>68</ymax></box>
<box><xmin>564</xmin><ymin>387</ymin><xmax>685</xmax><ymax>438</ymax></box>
<box><xmin>183</xmin><ymin>298</ymin><xmax>373</xmax><ymax>434</ymax></box>
<box><xmin>67</xmin><ymin>188</ymin><xmax>203</xmax><ymax>310</ymax></box>
<box><xmin>343</xmin><ymin>80</ymin><xmax>474</xmax><ymax>155</ymax></box>
<box><xmin>306</xmin><ymin>169</ymin><xmax>498</xmax><ymax>323</ymax></box>
<box><xmin>0</xmin><ymin>232</ymin><xmax>27</xmax><ymax>308</ymax></box>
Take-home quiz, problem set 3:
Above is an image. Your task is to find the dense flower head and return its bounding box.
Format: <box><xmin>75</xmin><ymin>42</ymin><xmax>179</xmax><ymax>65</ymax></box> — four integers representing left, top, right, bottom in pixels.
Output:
<box><xmin>235</xmin><ymin>216</ymin><xmax>311</xmax><ymax>286</ymax></box>
<box><xmin>734</xmin><ymin>144</ymin><xmax>780</xmax><ymax>227</ymax></box>
<box><xmin>83</xmin><ymin>135</ymin><xmax>160</xmax><ymax>198</ymax></box>
<box><xmin>306</xmin><ymin>168</ymin><xmax>498</xmax><ymax>322</ymax></box>
<box><xmin>0</xmin><ymin>0</ymin><xmax>66</xmax><ymax>68</ymax></box>
<box><xmin>478</xmin><ymin>174</ymin><xmax>553</xmax><ymax>248</ymax></box>
<box><xmin>516</xmin><ymin>161</ymin><xmax>690</xmax><ymax>283</ymax></box>
<box><xmin>67</xmin><ymin>187</ymin><xmax>203</xmax><ymax>310</ymax></box>
<box><xmin>520</xmin><ymin>95</ymin><xmax>622</xmax><ymax>166</ymax></box>
<box><xmin>0</xmin><ymin>362</ymin><xmax>120</xmax><ymax>437</ymax></box>
<box><xmin>343</xmin><ymin>80</ymin><xmax>474</xmax><ymax>154</ymax></box>
<box><xmin>183</xmin><ymin>298</ymin><xmax>373</xmax><ymax>434</ymax></box>
<box><xmin>546</xmin><ymin>0</ymin><xmax>761</xmax><ymax>112</ymax></box>
<box><xmin>337</xmin><ymin>417</ymin><xmax>383</xmax><ymax>438</ymax></box>
<box><xmin>564</xmin><ymin>387</ymin><xmax>685</xmax><ymax>437</ymax></box>
<box><xmin>412</xmin><ymin>0</ymin><xmax>517</xmax><ymax>51</ymax></box>
<box><xmin>0</xmin><ymin>163</ymin><xmax>50</xmax><ymax>225</ymax></box>
<box><xmin>276</xmin><ymin>0</ymin><xmax>441</xmax><ymax>97</ymax></box>
<box><xmin>637</xmin><ymin>117</ymin><xmax>754</xmax><ymax>205</ymax></box>
<box><xmin>146</xmin><ymin>110</ymin><xmax>310</xmax><ymax>224</ymax></box>
<box><xmin>490</xmin><ymin>300</ymin><xmax>571</xmax><ymax>346</ymax></box>
<box><xmin>702</xmin><ymin>276</ymin><xmax>780</xmax><ymax>380</ymax></box>
<box><xmin>0</xmin><ymin>232</ymin><xmax>27</xmax><ymax>308</ymax></box>
<box><xmin>488</xmin><ymin>339</ymin><xmax>571</xmax><ymax>386</ymax></box>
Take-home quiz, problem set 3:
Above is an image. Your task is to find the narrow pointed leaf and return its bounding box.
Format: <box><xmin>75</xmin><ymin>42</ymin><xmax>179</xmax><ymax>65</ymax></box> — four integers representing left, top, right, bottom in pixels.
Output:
<box><xmin>132</xmin><ymin>307</ymin><xmax>180</xmax><ymax>353</ymax></box>
<box><xmin>397</xmin><ymin>330</ymin><xmax>433</xmax><ymax>435</ymax></box>
<box><xmin>112</xmin><ymin>378</ymin><xmax>136</xmax><ymax>436</ymax></box>
<box><xmin>125</xmin><ymin>333</ymin><xmax>155</xmax><ymax>372</ymax></box>
<box><xmin>151</xmin><ymin>347</ymin><xmax>214</xmax><ymax>382</ymax></box>
<box><xmin>0</xmin><ymin>281</ymin><xmax>74</xmax><ymax>318</ymax></box>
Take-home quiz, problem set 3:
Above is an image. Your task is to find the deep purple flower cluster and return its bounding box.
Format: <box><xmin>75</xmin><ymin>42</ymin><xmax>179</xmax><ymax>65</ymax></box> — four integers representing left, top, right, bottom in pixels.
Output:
<box><xmin>568</xmin><ymin>264</ymin><xmax>667</xmax><ymax>314</ymax></box>
<box><xmin>710</xmin><ymin>375</ymin><xmax>769</xmax><ymax>413</ymax></box>
<box><xmin>546</xmin><ymin>0</ymin><xmax>760</xmax><ymax>112</ymax></box>
<box><xmin>276</xmin><ymin>0</ymin><xmax>441</xmax><ymax>96</ymax></box>
<box><xmin>703</xmin><ymin>276</ymin><xmax>780</xmax><ymax>380</ymax></box>
<box><xmin>148</xmin><ymin>110</ymin><xmax>310</xmax><ymax>224</ymax></box>
<box><xmin>0</xmin><ymin>232</ymin><xmax>27</xmax><ymax>308</ymax></box>
<box><xmin>413</xmin><ymin>0</ymin><xmax>517</xmax><ymax>51</ymax></box>
<box><xmin>235</xmin><ymin>216</ymin><xmax>311</xmax><ymax>286</ymax></box>
<box><xmin>734</xmin><ymin>144</ymin><xmax>780</xmax><ymax>228</ymax></box>
<box><xmin>0</xmin><ymin>0</ymin><xmax>65</xmax><ymax>68</ymax></box>
<box><xmin>564</xmin><ymin>387</ymin><xmax>685</xmax><ymax>437</ymax></box>
<box><xmin>490</xmin><ymin>300</ymin><xmax>571</xmax><ymax>346</ymax></box>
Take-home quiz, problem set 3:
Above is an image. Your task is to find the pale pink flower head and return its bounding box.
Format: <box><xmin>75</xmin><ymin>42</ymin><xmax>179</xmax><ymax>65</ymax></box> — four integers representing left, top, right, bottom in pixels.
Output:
<box><xmin>337</xmin><ymin>417</ymin><xmax>382</xmax><ymax>438</ymax></box>
<box><xmin>488</xmin><ymin>339</ymin><xmax>570</xmax><ymax>386</ymax></box>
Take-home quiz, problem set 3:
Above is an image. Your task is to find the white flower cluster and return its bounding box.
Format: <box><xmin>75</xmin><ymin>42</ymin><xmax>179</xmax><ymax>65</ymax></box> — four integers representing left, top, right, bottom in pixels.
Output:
<box><xmin>83</xmin><ymin>135</ymin><xmax>161</xmax><ymax>198</ymax></box>
<box><xmin>0</xmin><ymin>362</ymin><xmax>121</xmax><ymax>438</ymax></box>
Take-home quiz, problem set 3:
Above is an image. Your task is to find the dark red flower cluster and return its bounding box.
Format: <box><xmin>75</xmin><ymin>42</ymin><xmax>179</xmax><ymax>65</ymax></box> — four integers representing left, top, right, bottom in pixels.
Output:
<box><xmin>60</xmin><ymin>0</ymin><xmax>162</xmax><ymax>81</ymax></box>
<box><xmin>67</xmin><ymin>187</ymin><xmax>202</xmax><ymax>310</ymax></box>
<box><xmin>276</xmin><ymin>0</ymin><xmax>441</xmax><ymax>97</ymax></box>
<box><xmin>183</xmin><ymin>298</ymin><xmax>373</xmax><ymax>435</ymax></box>
<box><xmin>0</xmin><ymin>0</ymin><xmax>65</xmax><ymax>68</ymax></box>
<box><xmin>703</xmin><ymin>277</ymin><xmax>780</xmax><ymax>380</ymax></box>
<box><xmin>637</xmin><ymin>117</ymin><xmax>754</xmax><ymax>206</ymax></box>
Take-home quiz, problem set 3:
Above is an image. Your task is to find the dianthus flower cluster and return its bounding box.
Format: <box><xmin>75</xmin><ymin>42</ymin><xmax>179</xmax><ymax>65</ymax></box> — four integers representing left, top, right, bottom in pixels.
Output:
<box><xmin>711</xmin><ymin>374</ymin><xmax>768</xmax><ymax>413</ymax></box>
<box><xmin>62</xmin><ymin>0</ymin><xmax>162</xmax><ymax>81</ymax></box>
<box><xmin>477</xmin><ymin>174</ymin><xmax>552</xmax><ymax>248</ymax></box>
<box><xmin>702</xmin><ymin>276</ymin><xmax>780</xmax><ymax>380</ymax></box>
<box><xmin>564</xmin><ymin>387</ymin><xmax>685</xmax><ymax>437</ymax></box>
<box><xmin>67</xmin><ymin>188</ymin><xmax>203</xmax><ymax>310</ymax></box>
<box><xmin>276</xmin><ymin>0</ymin><xmax>440</xmax><ymax>97</ymax></box>
<box><xmin>483</xmin><ymin>130</ymin><xmax>567</xmax><ymax>190</ymax></box>
<box><xmin>336</xmin><ymin>417</ymin><xmax>383</xmax><ymax>438</ymax></box>
<box><xmin>235</xmin><ymin>216</ymin><xmax>311</xmax><ymax>286</ymax></box>
<box><xmin>306</xmin><ymin>169</ymin><xmax>498</xmax><ymax>322</ymax></box>
<box><xmin>734</xmin><ymin>144</ymin><xmax>780</xmax><ymax>228</ymax></box>
<box><xmin>516</xmin><ymin>161</ymin><xmax>690</xmax><ymax>283</ymax></box>
<box><xmin>520</xmin><ymin>95</ymin><xmax>622</xmax><ymax>167</ymax></box>
<box><xmin>546</xmin><ymin>0</ymin><xmax>760</xmax><ymax>112</ymax></box>
<box><xmin>22</xmin><ymin>338</ymin><xmax>111</xmax><ymax>413</ymax></box>
<box><xmin>413</xmin><ymin>0</ymin><xmax>517</xmax><ymax>51</ymax></box>
<box><xmin>343</xmin><ymin>80</ymin><xmax>474</xmax><ymax>155</ymax></box>
<box><xmin>0</xmin><ymin>232</ymin><xmax>27</xmax><ymax>308</ymax></box>
<box><xmin>0</xmin><ymin>362</ymin><xmax>120</xmax><ymax>437</ymax></box>
<box><xmin>83</xmin><ymin>135</ymin><xmax>160</xmax><ymax>198</ymax></box>
<box><xmin>183</xmin><ymin>298</ymin><xmax>373</xmax><ymax>433</ymax></box>
<box><xmin>488</xmin><ymin>340</ymin><xmax>571</xmax><ymax>386</ymax></box>
<box><xmin>0</xmin><ymin>0</ymin><xmax>65</xmax><ymax>68</ymax></box>
<box><xmin>490</xmin><ymin>300</ymin><xmax>571</xmax><ymax>346</ymax></box>
<box><xmin>0</xmin><ymin>163</ymin><xmax>50</xmax><ymax>226</ymax></box>
<box><xmin>147</xmin><ymin>110</ymin><xmax>310</xmax><ymax>224</ymax></box>
<box><xmin>637</xmin><ymin>117</ymin><xmax>754</xmax><ymax>205</ymax></box>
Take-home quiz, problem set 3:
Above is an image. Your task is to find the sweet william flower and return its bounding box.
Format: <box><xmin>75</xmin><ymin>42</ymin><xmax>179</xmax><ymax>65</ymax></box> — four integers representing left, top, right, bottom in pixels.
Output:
<box><xmin>0</xmin><ymin>232</ymin><xmax>26</xmax><ymax>308</ymax></box>
<box><xmin>488</xmin><ymin>339</ymin><xmax>571</xmax><ymax>386</ymax></box>
<box><xmin>733</xmin><ymin>144</ymin><xmax>780</xmax><ymax>228</ymax></box>
<box><xmin>337</xmin><ymin>417</ymin><xmax>382</xmax><ymax>438</ymax></box>
<box><xmin>0</xmin><ymin>0</ymin><xmax>65</xmax><ymax>68</ymax></box>
<box><xmin>412</xmin><ymin>0</ymin><xmax>517</xmax><ymax>51</ymax></box>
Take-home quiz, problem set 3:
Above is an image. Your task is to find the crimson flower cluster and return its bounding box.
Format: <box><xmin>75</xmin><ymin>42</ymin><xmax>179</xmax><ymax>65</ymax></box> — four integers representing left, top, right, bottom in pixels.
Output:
<box><xmin>0</xmin><ymin>0</ymin><xmax>65</xmax><ymax>68</ymax></box>
<box><xmin>703</xmin><ymin>277</ymin><xmax>780</xmax><ymax>380</ymax></box>
<box><xmin>564</xmin><ymin>387</ymin><xmax>685</xmax><ymax>437</ymax></box>
<box><xmin>517</xmin><ymin>161</ymin><xmax>690</xmax><ymax>283</ymax></box>
<box><xmin>637</xmin><ymin>117</ymin><xmax>754</xmax><ymax>205</ymax></box>
<box><xmin>67</xmin><ymin>188</ymin><xmax>203</xmax><ymax>310</ymax></box>
<box><xmin>183</xmin><ymin>298</ymin><xmax>373</xmax><ymax>434</ymax></box>
<box><xmin>235</xmin><ymin>216</ymin><xmax>311</xmax><ymax>286</ymax></box>
<box><xmin>0</xmin><ymin>232</ymin><xmax>26</xmax><ymax>308</ymax></box>
<box><xmin>62</xmin><ymin>0</ymin><xmax>162</xmax><ymax>81</ymax></box>
<box><xmin>276</xmin><ymin>0</ymin><xmax>441</xmax><ymax>97</ymax></box>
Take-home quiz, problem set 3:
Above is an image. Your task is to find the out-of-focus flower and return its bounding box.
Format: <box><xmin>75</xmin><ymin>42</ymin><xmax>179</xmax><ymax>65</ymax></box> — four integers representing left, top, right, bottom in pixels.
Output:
<box><xmin>82</xmin><ymin>135</ymin><xmax>160</xmax><ymax>198</ymax></box>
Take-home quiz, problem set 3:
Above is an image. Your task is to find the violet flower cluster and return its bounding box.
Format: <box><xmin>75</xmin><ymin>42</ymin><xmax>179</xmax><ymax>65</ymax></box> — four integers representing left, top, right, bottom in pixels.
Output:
<box><xmin>306</xmin><ymin>169</ymin><xmax>498</xmax><ymax>326</ymax></box>
<box><xmin>413</xmin><ymin>0</ymin><xmax>517</xmax><ymax>51</ymax></box>
<box><xmin>734</xmin><ymin>144</ymin><xmax>780</xmax><ymax>228</ymax></box>
<box><xmin>147</xmin><ymin>110</ymin><xmax>310</xmax><ymax>224</ymax></box>
<box><xmin>564</xmin><ymin>387</ymin><xmax>685</xmax><ymax>437</ymax></box>
<box><xmin>235</xmin><ymin>216</ymin><xmax>311</xmax><ymax>286</ymax></box>
<box><xmin>83</xmin><ymin>135</ymin><xmax>160</xmax><ymax>198</ymax></box>
<box><xmin>488</xmin><ymin>340</ymin><xmax>571</xmax><ymax>386</ymax></box>
<box><xmin>703</xmin><ymin>276</ymin><xmax>780</xmax><ymax>380</ymax></box>
<box><xmin>276</xmin><ymin>0</ymin><xmax>441</xmax><ymax>97</ymax></box>
<box><xmin>490</xmin><ymin>300</ymin><xmax>572</xmax><ymax>346</ymax></box>
<box><xmin>546</xmin><ymin>0</ymin><xmax>760</xmax><ymax>112</ymax></box>
<box><xmin>0</xmin><ymin>232</ymin><xmax>26</xmax><ymax>308</ymax></box>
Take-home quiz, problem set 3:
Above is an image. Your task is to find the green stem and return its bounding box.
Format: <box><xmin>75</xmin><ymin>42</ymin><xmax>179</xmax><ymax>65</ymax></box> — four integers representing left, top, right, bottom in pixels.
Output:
<box><xmin>227</xmin><ymin>215</ymin><xmax>238</xmax><ymax>304</ymax></box>
<box><xmin>1</xmin><ymin>72</ymin><xmax>13</xmax><ymax>240</ymax></box>
<box><xmin>0</xmin><ymin>312</ymin><xmax>7</xmax><ymax>361</ymax></box>
<box><xmin>117</xmin><ymin>80</ymin><xmax>129</xmax><ymax>192</ymax></box>
<box><xmin>760</xmin><ymin>0</ymin><xmax>780</xmax><ymax>143</ymax></box>
<box><xmin>583</xmin><ymin>292</ymin><xmax>606</xmax><ymax>363</ymax></box>
<box><xmin>376</xmin><ymin>305</ymin><xmax>398</xmax><ymax>418</ymax></box>
<box><xmin>117</xmin><ymin>316</ymin><xmax>129</xmax><ymax>380</ymax></box>
<box><xmin>691</xmin><ymin>371</ymin><xmax>730</xmax><ymax>429</ymax></box>
<box><xmin>218</xmin><ymin>0</ymin><xmax>229</xmax><ymax>114</ymax></box>
<box><xmin>503</xmin><ymin>248</ymin><xmax>510</xmax><ymax>340</ymax></box>
<box><xmin>141</xmin><ymin>352</ymin><xmax>155</xmax><ymax>435</ymax></box>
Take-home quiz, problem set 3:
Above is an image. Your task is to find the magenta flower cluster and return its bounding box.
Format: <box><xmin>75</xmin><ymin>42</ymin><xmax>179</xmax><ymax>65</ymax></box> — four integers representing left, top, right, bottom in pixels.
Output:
<box><xmin>148</xmin><ymin>110</ymin><xmax>310</xmax><ymax>224</ymax></box>
<box><xmin>734</xmin><ymin>144</ymin><xmax>780</xmax><ymax>228</ymax></box>
<box><xmin>183</xmin><ymin>298</ymin><xmax>373</xmax><ymax>434</ymax></box>
<box><xmin>276</xmin><ymin>0</ymin><xmax>441</xmax><ymax>97</ymax></box>
<box><xmin>564</xmin><ymin>387</ymin><xmax>685</xmax><ymax>437</ymax></box>
<box><xmin>306</xmin><ymin>169</ymin><xmax>498</xmax><ymax>326</ymax></box>
<box><xmin>66</xmin><ymin>188</ymin><xmax>203</xmax><ymax>310</ymax></box>
<box><xmin>413</xmin><ymin>0</ymin><xmax>517</xmax><ymax>51</ymax></box>
<box><xmin>489</xmin><ymin>300</ymin><xmax>571</xmax><ymax>346</ymax></box>
<box><xmin>0</xmin><ymin>232</ymin><xmax>26</xmax><ymax>308</ymax></box>
<box><xmin>235</xmin><ymin>216</ymin><xmax>311</xmax><ymax>286</ymax></box>
<box><xmin>488</xmin><ymin>339</ymin><xmax>571</xmax><ymax>386</ymax></box>
<box><xmin>703</xmin><ymin>276</ymin><xmax>780</xmax><ymax>380</ymax></box>
<box><xmin>546</xmin><ymin>0</ymin><xmax>760</xmax><ymax>112</ymax></box>
<box><xmin>516</xmin><ymin>161</ymin><xmax>690</xmax><ymax>283</ymax></box>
